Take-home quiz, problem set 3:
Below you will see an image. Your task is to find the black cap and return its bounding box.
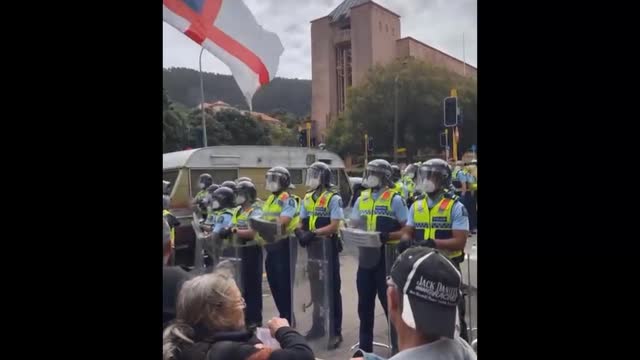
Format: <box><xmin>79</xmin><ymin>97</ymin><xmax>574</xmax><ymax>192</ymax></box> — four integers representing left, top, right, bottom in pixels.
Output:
<box><xmin>390</xmin><ymin>247</ymin><xmax>462</xmax><ymax>339</ymax></box>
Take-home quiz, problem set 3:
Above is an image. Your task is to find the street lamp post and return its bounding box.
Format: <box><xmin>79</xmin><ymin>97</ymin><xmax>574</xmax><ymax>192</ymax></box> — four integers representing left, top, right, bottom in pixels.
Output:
<box><xmin>199</xmin><ymin>47</ymin><xmax>208</xmax><ymax>148</ymax></box>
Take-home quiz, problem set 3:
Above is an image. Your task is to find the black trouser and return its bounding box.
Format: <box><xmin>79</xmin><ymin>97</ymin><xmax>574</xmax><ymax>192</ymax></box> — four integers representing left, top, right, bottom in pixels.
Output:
<box><xmin>242</xmin><ymin>244</ymin><xmax>263</xmax><ymax>326</ymax></box>
<box><xmin>307</xmin><ymin>236</ymin><xmax>343</xmax><ymax>336</ymax></box>
<box><xmin>356</xmin><ymin>250</ymin><xmax>398</xmax><ymax>353</ymax></box>
<box><xmin>451</xmin><ymin>255</ymin><xmax>469</xmax><ymax>341</ymax></box>
<box><xmin>470</xmin><ymin>191</ymin><xmax>477</xmax><ymax>230</ymax></box>
<box><xmin>265</xmin><ymin>237</ymin><xmax>294</xmax><ymax>323</ymax></box>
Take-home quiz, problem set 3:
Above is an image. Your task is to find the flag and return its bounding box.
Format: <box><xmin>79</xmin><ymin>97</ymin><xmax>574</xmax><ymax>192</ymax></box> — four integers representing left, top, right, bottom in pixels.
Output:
<box><xmin>163</xmin><ymin>0</ymin><xmax>284</xmax><ymax>109</ymax></box>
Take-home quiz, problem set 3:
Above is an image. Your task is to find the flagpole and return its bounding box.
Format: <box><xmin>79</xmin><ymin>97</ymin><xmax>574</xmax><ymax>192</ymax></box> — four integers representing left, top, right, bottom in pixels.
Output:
<box><xmin>199</xmin><ymin>47</ymin><xmax>208</xmax><ymax>148</ymax></box>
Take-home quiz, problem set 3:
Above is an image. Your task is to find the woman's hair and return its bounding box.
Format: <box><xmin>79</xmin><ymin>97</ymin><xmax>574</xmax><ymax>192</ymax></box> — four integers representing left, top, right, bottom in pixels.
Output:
<box><xmin>163</xmin><ymin>269</ymin><xmax>244</xmax><ymax>359</ymax></box>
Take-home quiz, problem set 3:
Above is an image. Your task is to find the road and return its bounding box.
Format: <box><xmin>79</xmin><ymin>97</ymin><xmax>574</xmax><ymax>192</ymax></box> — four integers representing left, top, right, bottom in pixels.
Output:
<box><xmin>259</xmin><ymin>234</ymin><xmax>477</xmax><ymax>360</ymax></box>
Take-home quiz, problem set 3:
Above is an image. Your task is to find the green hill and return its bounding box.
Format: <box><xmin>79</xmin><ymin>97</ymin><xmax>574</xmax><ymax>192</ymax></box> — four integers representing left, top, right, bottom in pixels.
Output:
<box><xmin>163</xmin><ymin>67</ymin><xmax>311</xmax><ymax>117</ymax></box>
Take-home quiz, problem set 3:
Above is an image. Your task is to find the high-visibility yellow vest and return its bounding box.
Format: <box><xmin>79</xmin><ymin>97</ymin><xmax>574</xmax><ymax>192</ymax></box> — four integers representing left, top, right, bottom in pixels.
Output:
<box><xmin>412</xmin><ymin>196</ymin><xmax>462</xmax><ymax>259</ymax></box>
<box><xmin>303</xmin><ymin>190</ymin><xmax>336</xmax><ymax>232</ymax></box>
<box><xmin>403</xmin><ymin>177</ymin><xmax>416</xmax><ymax>197</ymax></box>
<box><xmin>357</xmin><ymin>188</ymin><xmax>401</xmax><ymax>244</ymax></box>
<box><xmin>163</xmin><ymin>209</ymin><xmax>175</xmax><ymax>248</ymax></box>
<box><xmin>262</xmin><ymin>192</ymin><xmax>300</xmax><ymax>236</ymax></box>
<box><xmin>232</xmin><ymin>202</ymin><xmax>263</xmax><ymax>245</ymax></box>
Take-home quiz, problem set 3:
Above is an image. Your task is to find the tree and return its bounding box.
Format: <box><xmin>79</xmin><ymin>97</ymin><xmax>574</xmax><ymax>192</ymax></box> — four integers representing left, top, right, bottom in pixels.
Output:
<box><xmin>163</xmin><ymin>88</ymin><xmax>190</xmax><ymax>152</ymax></box>
<box><xmin>269</xmin><ymin>123</ymin><xmax>298</xmax><ymax>146</ymax></box>
<box><xmin>186</xmin><ymin>108</ymin><xmax>272</xmax><ymax>148</ymax></box>
<box><xmin>326</xmin><ymin>58</ymin><xmax>477</xmax><ymax>161</ymax></box>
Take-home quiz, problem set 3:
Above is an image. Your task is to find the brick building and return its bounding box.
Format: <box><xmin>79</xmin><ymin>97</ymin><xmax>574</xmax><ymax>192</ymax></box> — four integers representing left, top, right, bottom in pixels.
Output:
<box><xmin>310</xmin><ymin>0</ymin><xmax>477</xmax><ymax>142</ymax></box>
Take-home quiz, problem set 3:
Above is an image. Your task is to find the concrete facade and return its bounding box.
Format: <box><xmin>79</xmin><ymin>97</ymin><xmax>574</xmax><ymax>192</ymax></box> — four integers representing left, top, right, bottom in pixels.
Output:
<box><xmin>311</xmin><ymin>0</ymin><xmax>476</xmax><ymax>142</ymax></box>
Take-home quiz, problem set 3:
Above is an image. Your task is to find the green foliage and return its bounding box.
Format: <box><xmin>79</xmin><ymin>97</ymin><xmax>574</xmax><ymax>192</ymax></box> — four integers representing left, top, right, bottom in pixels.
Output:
<box><xmin>186</xmin><ymin>109</ymin><xmax>272</xmax><ymax>147</ymax></box>
<box><xmin>163</xmin><ymin>68</ymin><xmax>311</xmax><ymax>117</ymax></box>
<box><xmin>268</xmin><ymin>123</ymin><xmax>299</xmax><ymax>146</ymax></box>
<box><xmin>326</xmin><ymin>58</ymin><xmax>477</xmax><ymax>161</ymax></box>
<box><xmin>163</xmin><ymin>88</ymin><xmax>190</xmax><ymax>152</ymax></box>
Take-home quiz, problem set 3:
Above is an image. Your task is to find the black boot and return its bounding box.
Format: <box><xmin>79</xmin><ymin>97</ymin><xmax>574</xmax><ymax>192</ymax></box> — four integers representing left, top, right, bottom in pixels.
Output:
<box><xmin>304</xmin><ymin>325</ymin><xmax>326</xmax><ymax>340</ymax></box>
<box><xmin>328</xmin><ymin>334</ymin><xmax>343</xmax><ymax>349</ymax></box>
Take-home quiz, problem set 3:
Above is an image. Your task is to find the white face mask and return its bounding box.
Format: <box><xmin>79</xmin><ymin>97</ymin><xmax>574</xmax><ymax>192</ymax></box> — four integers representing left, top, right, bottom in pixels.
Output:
<box><xmin>306</xmin><ymin>177</ymin><xmax>320</xmax><ymax>190</ymax></box>
<box><xmin>266</xmin><ymin>181</ymin><xmax>280</xmax><ymax>192</ymax></box>
<box><xmin>211</xmin><ymin>200</ymin><xmax>221</xmax><ymax>210</ymax></box>
<box><xmin>235</xmin><ymin>195</ymin><xmax>246</xmax><ymax>205</ymax></box>
<box><xmin>199</xmin><ymin>183</ymin><xmax>207</xmax><ymax>190</ymax></box>
<box><xmin>417</xmin><ymin>179</ymin><xmax>437</xmax><ymax>194</ymax></box>
<box><xmin>363</xmin><ymin>176</ymin><xmax>380</xmax><ymax>188</ymax></box>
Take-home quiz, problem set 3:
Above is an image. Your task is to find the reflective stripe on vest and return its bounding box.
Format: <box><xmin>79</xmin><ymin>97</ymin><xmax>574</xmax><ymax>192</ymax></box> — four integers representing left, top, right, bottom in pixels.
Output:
<box><xmin>262</xmin><ymin>192</ymin><xmax>300</xmax><ymax>235</ymax></box>
<box><xmin>357</xmin><ymin>188</ymin><xmax>401</xmax><ymax>243</ymax></box>
<box><xmin>412</xmin><ymin>197</ymin><xmax>462</xmax><ymax>259</ymax></box>
<box><xmin>303</xmin><ymin>190</ymin><xmax>335</xmax><ymax>231</ymax></box>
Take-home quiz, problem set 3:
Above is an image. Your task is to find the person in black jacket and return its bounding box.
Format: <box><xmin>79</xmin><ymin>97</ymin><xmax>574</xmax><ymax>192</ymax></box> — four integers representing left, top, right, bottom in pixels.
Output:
<box><xmin>163</xmin><ymin>216</ymin><xmax>193</xmax><ymax>327</ymax></box>
<box><xmin>163</xmin><ymin>270</ymin><xmax>315</xmax><ymax>360</ymax></box>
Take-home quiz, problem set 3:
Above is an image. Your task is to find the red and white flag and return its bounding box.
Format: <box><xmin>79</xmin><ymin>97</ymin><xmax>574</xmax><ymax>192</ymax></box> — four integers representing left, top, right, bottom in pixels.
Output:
<box><xmin>163</xmin><ymin>0</ymin><xmax>284</xmax><ymax>109</ymax></box>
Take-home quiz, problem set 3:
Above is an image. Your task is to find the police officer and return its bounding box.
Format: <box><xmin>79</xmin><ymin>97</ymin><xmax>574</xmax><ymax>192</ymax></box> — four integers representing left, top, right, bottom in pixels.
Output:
<box><xmin>201</xmin><ymin>184</ymin><xmax>220</xmax><ymax>231</ymax></box>
<box><xmin>349</xmin><ymin>159</ymin><xmax>408</xmax><ymax>353</ymax></box>
<box><xmin>401</xmin><ymin>158</ymin><xmax>470</xmax><ymax>341</ymax></box>
<box><xmin>205</xmin><ymin>187</ymin><xmax>236</xmax><ymax>268</ymax></box>
<box><xmin>401</xmin><ymin>163</ymin><xmax>419</xmax><ymax>206</ymax></box>
<box><xmin>391</xmin><ymin>165</ymin><xmax>409</xmax><ymax>200</ymax></box>
<box><xmin>163</xmin><ymin>192</ymin><xmax>180</xmax><ymax>265</ymax></box>
<box><xmin>295</xmin><ymin>161</ymin><xmax>344</xmax><ymax>349</ymax></box>
<box><xmin>193</xmin><ymin>173</ymin><xmax>214</xmax><ymax>221</ymax></box>
<box><xmin>262</xmin><ymin>166</ymin><xmax>300</xmax><ymax>323</ymax></box>
<box><xmin>231</xmin><ymin>180</ymin><xmax>264</xmax><ymax>331</ymax></box>
<box><xmin>466</xmin><ymin>160</ymin><xmax>478</xmax><ymax>233</ymax></box>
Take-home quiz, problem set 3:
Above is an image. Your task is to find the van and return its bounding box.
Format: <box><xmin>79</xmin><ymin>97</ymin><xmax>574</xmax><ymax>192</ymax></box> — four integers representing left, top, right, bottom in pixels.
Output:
<box><xmin>163</xmin><ymin>146</ymin><xmax>353</xmax><ymax>267</ymax></box>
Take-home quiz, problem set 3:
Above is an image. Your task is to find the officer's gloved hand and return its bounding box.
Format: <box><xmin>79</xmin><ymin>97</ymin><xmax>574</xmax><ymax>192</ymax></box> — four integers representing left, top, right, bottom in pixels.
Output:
<box><xmin>294</xmin><ymin>228</ymin><xmax>306</xmax><ymax>240</ymax></box>
<box><xmin>417</xmin><ymin>238</ymin><xmax>437</xmax><ymax>249</ymax></box>
<box><xmin>218</xmin><ymin>227</ymin><xmax>232</xmax><ymax>239</ymax></box>
<box><xmin>299</xmin><ymin>231</ymin><xmax>316</xmax><ymax>247</ymax></box>
<box><xmin>379</xmin><ymin>232</ymin><xmax>390</xmax><ymax>244</ymax></box>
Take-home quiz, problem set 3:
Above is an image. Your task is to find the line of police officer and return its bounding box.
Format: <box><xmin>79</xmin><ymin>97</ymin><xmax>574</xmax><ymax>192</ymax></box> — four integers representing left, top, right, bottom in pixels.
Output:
<box><xmin>174</xmin><ymin>157</ymin><xmax>471</xmax><ymax>353</ymax></box>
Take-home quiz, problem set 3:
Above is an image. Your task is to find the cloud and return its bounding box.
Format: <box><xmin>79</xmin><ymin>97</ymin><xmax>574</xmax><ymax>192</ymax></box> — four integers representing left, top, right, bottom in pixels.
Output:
<box><xmin>163</xmin><ymin>0</ymin><xmax>477</xmax><ymax>79</ymax></box>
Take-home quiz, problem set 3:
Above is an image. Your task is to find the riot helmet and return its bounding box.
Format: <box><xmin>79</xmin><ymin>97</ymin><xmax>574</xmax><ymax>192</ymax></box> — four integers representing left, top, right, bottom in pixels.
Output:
<box><xmin>265</xmin><ymin>166</ymin><xmax>291</xmax><ymax>193</ymax></box>
<box><xmin>235</xmin><ymin>181</ymin><xmax>257</xmax><ymax>205</ymax></box>
<box><xmin>305</xmin><ymin>161</ymin><xmax>332</xmax><ymax>190</ymax></box>
<box><xmin>362</xmin><ymin>159</ymin><xmax>393</xmax><ymax>190</ymax></box>
<box><xmin>403</xmin><ymin>163</ymin><xmax>419</xmax><ymax>180</ymax></box>
<box><xmin>416</xmin><ymin>158</ymin><xmax>452</xmax><ymax>196</ymax></box>
<box><xmin>163</xmin><ymin>180</ymin><xmax>171</xmax><ymax>195</ymax></box>
<box><xmin>221</xmin><ymin>181</ymin><xmax>237</xmax><ymax>192</ymax></box>
<box><xmin>198</xmin><ymin>173</ymin><xmax>213</xmax><ymax>190</ymax></box>
<box><xmin>211</xmin><ymin>187</ymin><xmax>235</xmax><ymax>210</ymax></box>
<box><xmin>235</xmin><ymin>176</ymin><xmax>252</xmax><ymax>184</ymax></box>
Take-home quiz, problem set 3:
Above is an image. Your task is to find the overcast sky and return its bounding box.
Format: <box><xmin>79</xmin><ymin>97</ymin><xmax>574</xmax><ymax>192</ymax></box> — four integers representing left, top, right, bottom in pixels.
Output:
<box><xmin>163</xmin><ymin>0</ymin><xmax>477</xmax><ymax>80</ymax></box>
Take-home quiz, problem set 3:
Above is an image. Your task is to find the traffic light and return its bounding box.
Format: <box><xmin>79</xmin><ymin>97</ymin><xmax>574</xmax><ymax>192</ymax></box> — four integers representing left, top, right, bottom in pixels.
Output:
<box><xmin>443</xmin><ymin>96</ymin><xmax>458</xmax><ymax>127</ymax></box>
<box><xmin>298</xmin><ymin>130</ymin><xmax>306</xmax><ymax>147</ymax></box>
<box><xmin>367</xmin><ymin>136</ymin><xmax>374</xmax><ymax>153</ymax></box>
